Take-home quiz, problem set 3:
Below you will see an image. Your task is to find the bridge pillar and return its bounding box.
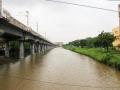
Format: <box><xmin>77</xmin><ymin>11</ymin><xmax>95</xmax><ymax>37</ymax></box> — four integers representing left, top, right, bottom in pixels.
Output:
<box><xmin>38</xmin><ymin>44</ymin><xmax>41</xmax><ymax>53</ymax></box>
<box><xmin>5</xmin><ymin>41</ymin><xmax>9</xmax><ymax>57</ymax></box>
<box><xmin>47</xmin><ymin>45</ymin><xmax>49</xmax><ymax>50</ymax></box>
<box><xmin>44</xmin><ymin>45</ymin><xmax>46</xmax><ymax>51</ymax></box>
<box><xmin>31</xmin><ymin>43</ymin><xmax>35</xmax><ymax>54</ymax></box>
<box><xmin>34</xmin><ymin>44</ymin><xmax>37</xmax><ymax>53</ymax></box>
<box><xmin>40</xmin><ymin>44</ymin><xmax>43</xmax><ymax>52</ymax></box>
<box><xmin>36</xmin><ymin>44</ymin><xmax>39</xmax><ymax>53</ymax></box>
<box><xmin>19</xmin><ymin>41</ymin><xmax>24</xmax><ymax>59</ymax></box>
<box><xmin>46</xmin><ymin>45</ymin><xmax>48</xmax><ymax>51</ymax></box>
<box><xmin>43</xmin><ymin>44</ymin><xmax>45</xmax><ymax>52</ymax></box>
<box><xmin>40</xmin><ymin>44</ymin><xmax>42</xmax><ymax>52</ymax></box>
<box><xmin>45</xmin><ymin>45</ymin><xmax>47</xmax><ymax>51</ymax></box>
<box><xmin>47</xmin><ymin>45</ymin><xmax>48</xmax><ymax>50</ymax></box>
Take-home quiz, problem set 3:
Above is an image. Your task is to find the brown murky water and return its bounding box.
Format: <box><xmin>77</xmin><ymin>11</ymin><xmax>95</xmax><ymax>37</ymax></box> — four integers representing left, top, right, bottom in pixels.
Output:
<box><xmin>0</xmin><ymin>47</ymin><xmax>120</xmax><ymax>90</ymax></box>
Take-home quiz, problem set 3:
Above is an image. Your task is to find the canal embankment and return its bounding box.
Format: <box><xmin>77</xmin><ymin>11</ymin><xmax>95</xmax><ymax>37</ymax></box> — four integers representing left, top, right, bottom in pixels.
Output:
<box><xmin>64</xmin><ymin>45</ymin><xmax>120</xmax><ymax>70</ymax></box>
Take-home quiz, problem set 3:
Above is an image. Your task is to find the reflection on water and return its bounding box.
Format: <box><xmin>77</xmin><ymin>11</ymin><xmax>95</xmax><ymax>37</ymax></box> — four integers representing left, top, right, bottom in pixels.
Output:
<box><xmin>0</xmin><ymin>47</ymin><xmax>120</xmax><ymax>90</ymax></box>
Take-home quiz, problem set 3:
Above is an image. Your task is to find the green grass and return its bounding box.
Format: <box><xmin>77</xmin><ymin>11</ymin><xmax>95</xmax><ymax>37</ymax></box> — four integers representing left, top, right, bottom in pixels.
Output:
<box><xmin>64</xmin><ymin>45</ymin><xmax>120</xmax><ymax>70</ymax></box>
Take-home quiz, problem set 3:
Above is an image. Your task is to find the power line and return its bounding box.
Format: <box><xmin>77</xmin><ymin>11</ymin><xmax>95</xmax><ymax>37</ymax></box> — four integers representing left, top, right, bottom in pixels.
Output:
<box><xmin>46</xmin><ymin>0</ymin><xmax>119</xmax><ymax>12</ymax></box>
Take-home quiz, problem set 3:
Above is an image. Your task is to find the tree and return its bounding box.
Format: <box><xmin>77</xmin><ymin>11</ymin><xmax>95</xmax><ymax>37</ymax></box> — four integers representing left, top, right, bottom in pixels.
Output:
<box><xmin>69</xmin><ymin>40</ymin><xmax>80</xmax><ymax>47</ymax></box>
<box><xmin>96</xmin><ymin>31</ymin><xmax>115</xmax><ymax>52</ymax></box>
<box><xmin>80</xmin><ymin>39</ymin><xmax>87</xmax><ymax>48</ymax></box>
<box><xmin>86</xmin><ymin>37</ymin><xmax>95</xmax><ymax>48</ymax></box>
<box><xmin>93</xmin><ymin>37</ymin><xmax>101</xmax><ymax>48</ymax></box>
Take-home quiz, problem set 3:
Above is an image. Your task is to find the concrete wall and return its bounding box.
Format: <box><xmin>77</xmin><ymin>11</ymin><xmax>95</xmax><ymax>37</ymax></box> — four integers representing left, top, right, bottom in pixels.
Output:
<box><xmin>112</xmin><ymin>26</ymin><xmax>120</xmax><ymax>47</ymax></box>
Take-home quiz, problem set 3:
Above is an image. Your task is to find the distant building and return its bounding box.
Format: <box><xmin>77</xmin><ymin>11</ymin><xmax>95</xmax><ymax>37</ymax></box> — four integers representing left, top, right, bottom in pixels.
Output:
<box><xmin>112</xmin><ymin>26</ymin><xmax>120</xmax><ymax>48</ymax></box>
<box><xmin>55</xmin><ymin>42</ymin><xmax>64</xmax><ymax>47</ymax></box>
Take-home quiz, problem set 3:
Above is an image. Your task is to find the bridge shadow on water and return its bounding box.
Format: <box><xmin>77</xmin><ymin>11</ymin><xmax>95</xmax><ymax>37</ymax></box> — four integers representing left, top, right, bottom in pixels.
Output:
<box><xmin>0</xmin><ymin>50</ymin><xmax>51</xmax><ymax>65</ymax></box>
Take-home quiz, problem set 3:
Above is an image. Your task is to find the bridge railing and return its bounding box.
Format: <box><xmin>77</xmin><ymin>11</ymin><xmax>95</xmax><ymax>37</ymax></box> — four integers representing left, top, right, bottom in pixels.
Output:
<box><xmin>2</xmin><ymin>9</ymin><xmax>40</xmax><ymax>37</ymax></box>
<box><xmin>1</xmin><ymin>8</ymin><xmax>53</xmax><ymax>44</ymax></box>
<box><xmin>2</xmin><ymin>9</ymin><xmax>29</xmax><ymax>32</ymax></box>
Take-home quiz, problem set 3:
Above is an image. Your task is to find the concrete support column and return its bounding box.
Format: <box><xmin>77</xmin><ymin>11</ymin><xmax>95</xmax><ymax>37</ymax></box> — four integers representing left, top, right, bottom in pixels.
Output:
<box><xmin>43</xmin><ymin>44</ymin><xmax>45</xmax><ymax>52</ymax></box>
<box><xmin>44</xmin><ymin>45</ymin><xmax>46</xmax><ymax>51</ymax></box>
<box><xmin>44</xmin><ymin>45</ymin><xmax>45</xmax><ymax>51</ymax></box>
<box><xmin>45</xmin><ymin>45</ymin><xmax>47</xmax><ymax>51</ymax></box>
<box><xmin>47</xmin><ymin>46</ymin><xmax>49</xmax><ymax>50</ymax></box>
<box><xmin>48</xmin><ymin>46</ymin><xmax>50</xmax><ymax>50</ymax></box>
<box><xmin>40</xmin><ymin>44</ymin><xmax>43</xmax><ymax>52</ymax></box>
<box><xmin>0</xmin><ymin>0</ymin><xmax>2</xmax><ymax>16</ymax></box>
<box><xmin>34</xmin><ymin>44</ymin><xmax>37</xmax><ymax>53</ymax></box>
<box><xmin>31</xmin><ymin>43</ymin><xmax>35</xmax><ymax>54</ymax></box>
<box><xmin>19</xmin><ymin>41</ymin><xmax>24</xmax><ymax>59</ymax></box>
<box><xmin>46</xmin><ymin>45</ymin><xmax>48</xmax><ymax>50</ymax></box>
<box><xmin>38</xmin><ymin>44</ymin><xmax>41</xmax><ymax>53</ymax></box>
<box><xmin>5</xmin><ymin>41</ymin><xmax>9</xmax><ymax>57</ymax></box>
<box><xmin>44</xmin><ymin>44</ymin><xmax>46</xmax><ymax>52</ymax></box>
<box><xmin>40</xmin><ymin>44</ymin><xmax>42</xmax><ymax>52</ymax></box>
<box><xmin>36</xmin><ymin>44</ymin><xmax>38</xmax><ymax>53</ymax></box>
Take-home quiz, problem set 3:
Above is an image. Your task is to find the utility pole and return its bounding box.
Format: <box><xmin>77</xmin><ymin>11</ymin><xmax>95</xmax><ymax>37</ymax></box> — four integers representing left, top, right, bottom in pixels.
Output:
<box><xmin>118</xmin><ymin>4</ymin><xmax>120</xmax><ymax>36</ymax></box>
<box><xmin>45</xmin><ymin>32</ymin><xmax>46</xmax><ymax>39</ymax></box>
<box><xmin>0</xmin><ymin>0</ymin><xmax>2</xmax><ymax>16</ymax></box>
<box><xmin>26</xmin><ymin>11</ymin><xmax>29</xmax><ymax>31</ymax></box>
<box><xmin>36</xmin><ymin>22</ymin><xmax>39</xmax><ymax>32</ymax></box>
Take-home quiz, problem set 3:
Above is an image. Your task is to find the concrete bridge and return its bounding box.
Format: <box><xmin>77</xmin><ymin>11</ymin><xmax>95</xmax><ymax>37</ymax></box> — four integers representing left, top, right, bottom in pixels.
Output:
<box><xmin>0</xmin><ymin>5</ymin><xmax>55</xmax><ymax>59</ymax></box>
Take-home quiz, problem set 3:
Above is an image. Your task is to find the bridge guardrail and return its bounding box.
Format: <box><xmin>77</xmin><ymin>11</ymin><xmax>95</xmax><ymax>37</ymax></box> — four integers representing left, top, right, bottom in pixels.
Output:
<box><xmin>2</xmin><ymin>9</ymin><xmax>28</xmax><ymax>32</ymax></box>
<box><xmin>1</xmin><ymin>8</ymin><xmax>53</xmax><ymax>44</ymax></box>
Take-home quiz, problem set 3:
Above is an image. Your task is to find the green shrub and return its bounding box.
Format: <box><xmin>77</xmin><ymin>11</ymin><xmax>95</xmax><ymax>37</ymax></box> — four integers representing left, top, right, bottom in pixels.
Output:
<box><xmin>115</xmin><ymin>63</ymin><xmax>120</xmax><ymax>70</ymax></box>
<box><xmin>101</xmin><ymin>53</ymin><xmax>112</xmax><ymax>64</ymax></box>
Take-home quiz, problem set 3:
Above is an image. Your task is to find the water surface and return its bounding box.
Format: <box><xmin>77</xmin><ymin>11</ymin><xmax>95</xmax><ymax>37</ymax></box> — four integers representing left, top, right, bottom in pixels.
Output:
<box><xmin>0</xmin><ymin>47</ymin><xmax>120</xmax><ymax>90</ymax></box>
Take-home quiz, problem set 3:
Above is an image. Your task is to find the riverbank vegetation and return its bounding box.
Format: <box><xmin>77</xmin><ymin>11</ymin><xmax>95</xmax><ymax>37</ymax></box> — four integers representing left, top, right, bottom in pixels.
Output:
<box><xmin>64</xmin><ymin>31</ymin><xmax>120</xmax><ymax>70</ymax></box>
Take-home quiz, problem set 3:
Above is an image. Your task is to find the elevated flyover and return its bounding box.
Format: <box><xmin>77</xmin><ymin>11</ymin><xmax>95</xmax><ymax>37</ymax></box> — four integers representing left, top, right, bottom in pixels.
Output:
<box><xmin>0</xmin><ymin>9</ymin><xmax>55</xmax><ymax>59</ymax></box>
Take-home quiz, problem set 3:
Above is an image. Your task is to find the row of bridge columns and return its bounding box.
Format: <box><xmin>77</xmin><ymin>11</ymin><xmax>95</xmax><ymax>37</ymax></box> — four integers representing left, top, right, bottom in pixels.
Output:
<box><xmin>4</xmin><ymin>41</ymin><xmax>52</xmax><ymax>59</ymax></box>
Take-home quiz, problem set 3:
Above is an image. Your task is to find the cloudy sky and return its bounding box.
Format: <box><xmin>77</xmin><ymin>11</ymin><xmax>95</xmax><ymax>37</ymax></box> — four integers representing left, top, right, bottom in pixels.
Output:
<box><xmin>2</xmin><ymin>0</ymin><xmax>120</xmax><ymax>43</ymax></box>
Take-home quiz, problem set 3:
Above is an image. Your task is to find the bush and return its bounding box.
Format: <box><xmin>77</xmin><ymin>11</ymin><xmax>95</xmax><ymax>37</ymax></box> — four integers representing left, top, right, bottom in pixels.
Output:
<box><xmin>101</xmin><ymin>53</ymin><xmax>112</xmax><ymax>64</ymax></box>
<box><xmin>115</xmin><ymin>63</ymin><xmax>120</xmax><ymax>70</ymax></box>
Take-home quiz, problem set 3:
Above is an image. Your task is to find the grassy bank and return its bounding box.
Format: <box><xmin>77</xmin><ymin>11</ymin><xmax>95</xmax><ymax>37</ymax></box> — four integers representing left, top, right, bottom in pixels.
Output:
<box><xmin>64</xmin><ymin>45</ymin><xmax>120</xmax><ymax>70</ymax></box>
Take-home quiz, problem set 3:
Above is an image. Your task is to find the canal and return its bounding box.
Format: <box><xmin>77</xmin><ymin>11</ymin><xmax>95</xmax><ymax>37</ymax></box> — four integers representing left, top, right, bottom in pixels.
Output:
<box><xmin>0</xmin><ymin>47</ymin><xmax>120</xmax><ymax>90</ymax></box>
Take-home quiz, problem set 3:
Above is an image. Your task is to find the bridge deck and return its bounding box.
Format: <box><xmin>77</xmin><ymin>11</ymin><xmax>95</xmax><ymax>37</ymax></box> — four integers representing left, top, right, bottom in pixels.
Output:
<box><xmin>0</xmin><ymin>10</ymin><xmax>52</xmax><ymax>44</ymax></box>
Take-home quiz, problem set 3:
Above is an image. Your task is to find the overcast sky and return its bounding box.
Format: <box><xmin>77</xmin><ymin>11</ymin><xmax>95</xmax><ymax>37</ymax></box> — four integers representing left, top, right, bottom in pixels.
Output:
<box><xmin>2</xmin><ymin>0</ymin><xmax>120</xmax><ymax>43</ymax></box>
